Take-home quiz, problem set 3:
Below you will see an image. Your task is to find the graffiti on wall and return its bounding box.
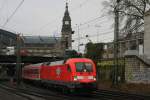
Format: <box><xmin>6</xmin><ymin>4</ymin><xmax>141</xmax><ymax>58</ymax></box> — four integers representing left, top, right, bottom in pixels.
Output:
<box><xmin>128</xmin><ymin>68</ymin><xmax>150</xmax><ymax>83</ymax></box>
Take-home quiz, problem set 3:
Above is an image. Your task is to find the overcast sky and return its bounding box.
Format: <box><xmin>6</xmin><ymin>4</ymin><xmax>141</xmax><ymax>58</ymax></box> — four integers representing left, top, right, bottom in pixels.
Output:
<box><xmin>0</xmin><ymin>0</ymin><xmax>114</xmax><ymax>52</ymax></box>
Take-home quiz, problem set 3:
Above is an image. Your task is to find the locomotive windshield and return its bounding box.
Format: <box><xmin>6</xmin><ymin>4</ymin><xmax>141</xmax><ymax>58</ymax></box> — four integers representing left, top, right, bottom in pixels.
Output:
<box><xmin>75</xmin><ymin>62</ymin><xmax>93</xmax><ymax>72</ymax></box>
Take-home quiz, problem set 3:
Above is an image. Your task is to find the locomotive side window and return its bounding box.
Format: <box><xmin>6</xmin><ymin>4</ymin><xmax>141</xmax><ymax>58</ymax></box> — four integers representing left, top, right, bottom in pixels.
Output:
<box><xmin>75</xmin><ymin>62</ymin><xmax>93</xmax><ymax>72</ymax></box>
<box><xmin>67</xmin><ymin>64</ymin><xmax>71</xmax><ymax>72</ymax></box>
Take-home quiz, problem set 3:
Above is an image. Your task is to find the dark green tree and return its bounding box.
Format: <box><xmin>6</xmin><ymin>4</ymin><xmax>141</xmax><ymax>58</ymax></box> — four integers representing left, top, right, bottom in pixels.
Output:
<box><xmin>85</xmin><ymin>42</ymin><xmax>104</xmax><ymax>60</ymax></box>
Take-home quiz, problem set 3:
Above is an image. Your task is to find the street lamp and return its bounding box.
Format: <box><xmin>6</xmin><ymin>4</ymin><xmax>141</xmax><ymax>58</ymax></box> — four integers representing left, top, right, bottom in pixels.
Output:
<box><xmin>85</xmin><ymin>35</ymin><xmax>92</xmax><ymax>43</ymax></box>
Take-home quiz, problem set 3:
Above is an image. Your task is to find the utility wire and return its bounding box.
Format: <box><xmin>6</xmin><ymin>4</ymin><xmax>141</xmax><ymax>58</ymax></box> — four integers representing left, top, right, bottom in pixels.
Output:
<box><xmin>71</xmin><ymin>0</ymin><xmax>90</xmax><ymax>11</ymax></box>
<box><xmin>73</xmin><ymin>30</ymin><xmax>113</xmax><ymax>40</ymax></box>
<box><xmin>34</xmin><ymin>0</ymin><xmax>91</xmax><ymax>33</ymax></box>
<box><xmin>72</xmin><ymin>37</ymin><xmax>113</xmax><ymax>47</ymax></box>
<box><xmin>2</xmin><ymin>0</ymin><xmax>24</xmax><ymax>27</ymax></box>
<box><xmin>47</xmin><ymin>15</ymin><xmax>108</xmax><ymax>36</ymax></box>
<box><xmin>72</xmin><ymin>18</ymin><xmax>109</xmax><ymax>31</ymax></box>
<box><xmin>79</xmin><ymin>16</ymin><xmax>105</xmax><ymax>26</ymax></box>
<box><xmin>49</xmin><ymin>14</ymin><xmax>107</xmax><ymax>35</ymax></box>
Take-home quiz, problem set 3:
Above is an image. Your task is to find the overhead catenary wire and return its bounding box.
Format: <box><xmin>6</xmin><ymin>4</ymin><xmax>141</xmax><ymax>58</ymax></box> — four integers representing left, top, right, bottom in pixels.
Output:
<box><xmin>72</xmin><ymin>19</ymin><xmax>111</xmax><ymax>32</ymax></box>
<box><xmin>71</xmin><ymin>0</ymin><xmax>90</xmax><ymax>11</ymax></box>
<box><xmin>49</xmin><ymin>15</ymin><xmax>108</xmax><ymax>35</ymax></box>
<box><xmin>73</xmin><ymin>30</ymin><xmax>113</xmax><ymax>40</ymax></box>
<box><xmin>77</xmin><ymin>16</ymin><xmax>105</xmax><ymax>27</ymax></box>
<box><xmin>47</xmin><ymin>14</ymin><xmax>109</xmax><ymax>36</ymax></box>
<box><xmin>34</xmin><ymin>0</ymin><xmax>91</xmax><ymax>33</ymax></box>
<box><xmin>72</xmin><ymin>36</ymin><xmax>114</xmax><ymax>47</ymax></box>
<box><xmin>2</xmin><ymin>0</ymin><xmax>24</xmax><ymax>27</ymax></box>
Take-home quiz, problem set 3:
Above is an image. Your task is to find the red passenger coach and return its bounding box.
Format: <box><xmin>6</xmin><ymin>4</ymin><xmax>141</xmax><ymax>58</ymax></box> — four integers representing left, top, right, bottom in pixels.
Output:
<box><xmin>22</xmin><ymin>58</ymin><xmax>97</xmax><ymax>91</ymax></box>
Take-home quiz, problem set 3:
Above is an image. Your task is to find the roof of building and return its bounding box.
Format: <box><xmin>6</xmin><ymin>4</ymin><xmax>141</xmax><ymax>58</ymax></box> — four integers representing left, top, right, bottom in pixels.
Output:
<box><xmin>0</xmin><ymin>29</ymin><xmax>17</xmax><ymax>39</ymax></box>
<box><xmin>0</xmin><ymin>29</ymin><xmax>61</xmax><ymax>45</ymax></box>
<box><xmin>22</xmin><ymin>36</ymin><xmax>61</xmax><ymax>44</ymax></box>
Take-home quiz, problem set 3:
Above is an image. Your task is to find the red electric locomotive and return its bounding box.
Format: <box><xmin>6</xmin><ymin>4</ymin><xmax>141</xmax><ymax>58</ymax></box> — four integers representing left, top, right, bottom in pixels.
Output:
<box><xmin>22</xmin><ymin>58</ymin><xmax>97</xmax><ymax>91</ymax></box>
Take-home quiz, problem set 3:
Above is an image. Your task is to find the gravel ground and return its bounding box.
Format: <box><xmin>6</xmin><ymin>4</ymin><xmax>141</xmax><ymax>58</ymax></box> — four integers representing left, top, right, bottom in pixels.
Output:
<box><xmin>0</xmin><ymin>87</ymin><xmax>28</xmax><ymax>100</ymax></box>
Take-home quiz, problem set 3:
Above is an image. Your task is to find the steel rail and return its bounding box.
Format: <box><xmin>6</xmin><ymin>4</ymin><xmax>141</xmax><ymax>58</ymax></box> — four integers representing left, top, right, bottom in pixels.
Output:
<box><xmin>0</xmin><ymin>83</ymin><xmax>92</xmax><ymax>100</ymax></box>
<box><xmin>92</xmin><ymin>89</ymin><xmax>150</xmax><ymax>100</ymax></box>
<box><xmin>0</xmin><ymin>84</ymin><xmax>36</xmax><ymax>100</ymax></box>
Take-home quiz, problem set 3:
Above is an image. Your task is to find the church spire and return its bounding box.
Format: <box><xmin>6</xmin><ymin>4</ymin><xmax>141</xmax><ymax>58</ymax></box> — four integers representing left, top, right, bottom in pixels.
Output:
<box><xmin>61</xmin><ymin>1</ymin><xmax>72</xmax><ymax>50</ymax></box>
<box><xmin>66</xmin><ymin>2</ymin><xmax>68</xmax><ymax>11</ymax></box>
<box><xmin>62</xmin><ymin>2</ymin><xmax>71</xmax><ymax>31</ymax></box>
<box><xmin>64</xmin><ymin>2</ymin><xmax>70</xmax><ymax>19</ymax></box>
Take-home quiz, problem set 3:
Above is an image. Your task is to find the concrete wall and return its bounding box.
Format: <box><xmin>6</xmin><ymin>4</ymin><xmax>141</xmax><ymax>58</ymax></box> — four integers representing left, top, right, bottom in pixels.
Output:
<box><xmin>125</xmin><ymin>57</ymin><xmax>150</xmax><ymax>84</ymax></box>
<box><xmin>144</xmin><ymin>11</ymin><xmax>150</xmax><ymax>58</ymax></box>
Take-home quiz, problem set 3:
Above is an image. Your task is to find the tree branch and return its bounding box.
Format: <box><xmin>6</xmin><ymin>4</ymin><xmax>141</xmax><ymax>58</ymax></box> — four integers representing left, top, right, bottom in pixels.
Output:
<box><xmin>118</xmin><ymin>10</ymin><xmax>144</xmax><ymax>19</ymax></box>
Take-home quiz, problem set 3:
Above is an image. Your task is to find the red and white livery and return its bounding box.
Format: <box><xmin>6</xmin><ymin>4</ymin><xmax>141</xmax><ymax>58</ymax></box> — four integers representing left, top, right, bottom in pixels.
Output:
<box><xmin>22</xmin><ymin>58</ymin><xmax>97</xmax><ymax>90</ymax></box>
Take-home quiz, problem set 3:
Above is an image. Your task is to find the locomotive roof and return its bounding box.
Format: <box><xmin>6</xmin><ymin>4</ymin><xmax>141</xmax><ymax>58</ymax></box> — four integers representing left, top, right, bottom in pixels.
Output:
<box><xmin>24</xmin><ymin>58</ymin><xmax>93</xmax><ymax>68</ymax></box>
<box><xmin>24</xmin><ymin>63</ymin><xmax>43</xmax><ymax>68</ymax></box>
<box><xmin>49</xmin><ymin>60</ymin><xmax>65</xmax><ymax>66</ymax></box>
<box><xmin>24</xmin><ymin>60</ymin><xmax>65</xmax><ymax>68</ymax></box>
<box><xmin>66</xmin><ymin>58</ymin><xmax>93</xmax><ymax>63</ymax></box>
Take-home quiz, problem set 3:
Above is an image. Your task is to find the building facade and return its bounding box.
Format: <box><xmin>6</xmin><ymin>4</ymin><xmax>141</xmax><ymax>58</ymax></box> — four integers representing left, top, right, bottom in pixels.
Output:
<box><xmin>20</xmin><ymin>36</ymin><xmax>62</xmax><ymax>57</ymax></box>
<box><xmin>0</xmin><ymin>29</ymin><xmax>17</xmax><ymax>55</ymax></box>
<box><xmin>0</xmin><ymin>2</ymin><xmax>73</xmax><ymax>57</ymax></box>
<box><xmin>85</xmin><ymin>31</ymin><xmax>144</xmax><ymax>59</ymax></box>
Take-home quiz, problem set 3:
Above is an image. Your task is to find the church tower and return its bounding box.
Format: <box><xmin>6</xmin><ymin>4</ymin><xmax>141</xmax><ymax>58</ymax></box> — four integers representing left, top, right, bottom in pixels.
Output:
<box><xmin>61</xmin><ymin>2</ymin><xmax>72</xmax><ymax>50</ymax></box>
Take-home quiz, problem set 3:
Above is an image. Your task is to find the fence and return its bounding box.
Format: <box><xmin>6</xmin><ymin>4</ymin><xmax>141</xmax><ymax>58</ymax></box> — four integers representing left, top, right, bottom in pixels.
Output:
<box><xmin>95</xmin><ymin>58</ymin><xmax>125</xmax><ymax>83</ymax></box>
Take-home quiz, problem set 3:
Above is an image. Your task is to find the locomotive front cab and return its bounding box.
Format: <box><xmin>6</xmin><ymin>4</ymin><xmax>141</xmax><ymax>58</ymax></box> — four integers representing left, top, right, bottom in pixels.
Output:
<box><xmin>73</xmin><ymin>62</ymin><xmax>96</xmax><ymax>83</ymax></box>
<box><xmin>66</xmin><ymin>58</ymin><xmax>96</xmax><ymax>82</ymax></box>
<box><xmin>66</xmin><ymin>58</ymin><xmax>97</xmax><ymax>89</ymax></box>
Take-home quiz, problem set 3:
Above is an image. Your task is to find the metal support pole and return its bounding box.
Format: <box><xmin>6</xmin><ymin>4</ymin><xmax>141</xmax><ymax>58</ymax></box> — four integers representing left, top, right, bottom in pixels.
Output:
<box><xmin>113</xmin><ymin>0</ymin><xmax>120</xmax><ymax>86</ymax></box>
<box><xmin>16</xmin><ymin>34</ymin><xmax>21</xmax><ymax>85</ymax></box>
<box><xmin>77</xmin><ymin>24</ymin><xmax>80</xmax><ymax>52</ymax></box>
<box><xmin>0</xmin><ymin>34</ymin><xmax>2</xmax><ymax>55</ymax></box>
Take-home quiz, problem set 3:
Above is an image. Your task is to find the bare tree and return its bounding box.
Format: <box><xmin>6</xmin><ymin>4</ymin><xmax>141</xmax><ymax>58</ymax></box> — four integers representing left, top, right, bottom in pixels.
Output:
<box><xmin>102</xmin><ymin>0</ymin><xmax>150</xmax><ymax>36</ymax></box>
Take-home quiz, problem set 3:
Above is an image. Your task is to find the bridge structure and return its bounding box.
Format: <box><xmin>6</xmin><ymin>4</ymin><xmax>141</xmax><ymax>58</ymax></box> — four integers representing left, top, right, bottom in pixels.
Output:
<box><xmin>0</xmin><ymin>55</ymin><xmax>63</xmax><ymax>84</ymax></box>
<box><xmin>0</xmin><ymin>29</ymin><xmax>69</xmax><ymax>83</ymax></box>
<box><xmin>0</xmin><ymin>55</ymin><xmax>63</xmax><ymax>65</ymax></box>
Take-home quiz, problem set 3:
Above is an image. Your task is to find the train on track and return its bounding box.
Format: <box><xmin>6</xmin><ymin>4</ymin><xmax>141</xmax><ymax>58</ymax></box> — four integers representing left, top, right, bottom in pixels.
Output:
<box><xmin>22</xmin><ymin>58</ymin><xmax>97</xmax><ymax>92</ymax></box>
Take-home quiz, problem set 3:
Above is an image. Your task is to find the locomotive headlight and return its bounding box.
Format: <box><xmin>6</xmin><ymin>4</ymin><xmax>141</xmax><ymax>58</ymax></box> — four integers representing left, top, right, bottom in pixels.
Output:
<box><xmin>93</xmin><ymin>77</ymin><xmax>96</xmax><ymax>81</ymax></box>
<box><xmin>74</xmin><ymin>76</ymin><xmax>78</xmax><ymax>81</ymax></box>
<box><xmin>88</xmin><ymin>76</ymin><xmax>96</xmax><ymax>80</ymax></box>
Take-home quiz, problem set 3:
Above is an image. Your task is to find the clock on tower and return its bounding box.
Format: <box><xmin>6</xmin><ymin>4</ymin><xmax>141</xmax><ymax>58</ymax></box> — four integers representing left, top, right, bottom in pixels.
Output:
<box><xmin>65</xmin><ymin>21</ymin><xmax>69</xmax><ymax>25</ymax></box>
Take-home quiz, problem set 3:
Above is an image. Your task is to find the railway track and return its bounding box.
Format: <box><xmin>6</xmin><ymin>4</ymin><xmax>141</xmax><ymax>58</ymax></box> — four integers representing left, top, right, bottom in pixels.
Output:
<box><xmin>0</xmin><ymin>84</ymin><xmax>70</xmax><ymax>100</ymax></box>
<box><xmin>0</xmin><ymin>84</ymin><xmax>38</xmax><ymax>100</ymax></box>
<box><xmin>0</xmin><ymin>83</ymin><xmax>98</xmax><ymax>100</ymax></box>
<box><xmin>92</xmin><ymin>89</ymin><xmax>150</xmax><ymax>100</ymax></box>
<box><xmin>1</xmin><ymin>81</ymin><xmax>150</xmax><ymax>100</ymax></box>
